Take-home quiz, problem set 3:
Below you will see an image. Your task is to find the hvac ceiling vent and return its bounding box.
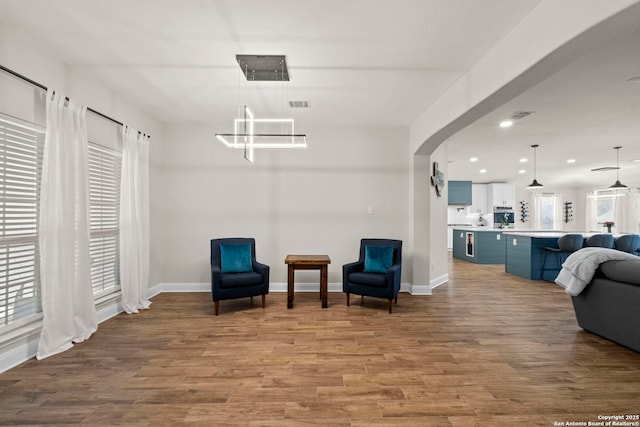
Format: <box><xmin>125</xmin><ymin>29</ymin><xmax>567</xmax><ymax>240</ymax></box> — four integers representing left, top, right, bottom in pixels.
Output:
<box><xmin>510</xmin><ymin>111</ymin><xmax>535</xmax><ymax>120</ymax></box>
<box><xmin>590</xmin><ymin>166</ymin><xmax>619</xmax><ymax>172</ymax></box>
<box><xmin>289</xmin><ymin>100</ymin><xmax>310</xmax><ymax>108</ymax></box>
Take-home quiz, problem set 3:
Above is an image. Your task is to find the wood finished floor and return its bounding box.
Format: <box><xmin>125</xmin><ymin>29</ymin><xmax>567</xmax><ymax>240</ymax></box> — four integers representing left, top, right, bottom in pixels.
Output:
<box><xmin>1</xmin><ymin>256</ymin><xmax>639</xmax><ymax>426</ymax></box>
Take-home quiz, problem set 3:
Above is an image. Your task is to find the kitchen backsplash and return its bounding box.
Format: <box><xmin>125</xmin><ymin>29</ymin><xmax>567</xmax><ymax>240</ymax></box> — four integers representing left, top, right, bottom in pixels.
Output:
<box><xmin>447</xmin><ymin>206</ymin><xmax>492</xmax><ymax>227</ymax></box>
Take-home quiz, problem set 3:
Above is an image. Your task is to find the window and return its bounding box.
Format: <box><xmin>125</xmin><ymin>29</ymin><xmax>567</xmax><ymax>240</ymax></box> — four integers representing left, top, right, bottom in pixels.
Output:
<box><xmin>538</xmin><ymin>195</ymin><xmax>556</xmax><ymax>229</ymax></box>
<box><xmin>0</xmin><ymin>113</ymin><xmax>44</xmax><ymax>327</ymax></box>
<box><xmin>88</xmin><ymin>142</ymin><xmax>122</xmax><ymax>298</ymax></box>
<box><xmin>596</xmin><ymin>196</ymin><xmax>615</xmax><ymax>225</ymax></box>
<box><xmin>533</xmin><ymin>193</ymin><xmax>559</xmax><ymax>230</ymax></box>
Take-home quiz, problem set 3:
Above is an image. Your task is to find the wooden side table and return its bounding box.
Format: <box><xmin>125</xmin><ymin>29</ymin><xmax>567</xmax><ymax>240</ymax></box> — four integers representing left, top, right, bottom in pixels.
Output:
<box><xmin>284</xmin><ymin>255</ymin><xmax>331</xmax><ymax>309</ymax></box>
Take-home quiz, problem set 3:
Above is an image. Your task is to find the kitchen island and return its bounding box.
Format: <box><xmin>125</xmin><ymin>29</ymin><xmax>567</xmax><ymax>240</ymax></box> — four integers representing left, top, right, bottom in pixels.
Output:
<box><xmin>501</xmin><ymin>231</ymin><xmax>565</xmax><ymax>281</ymax></box>
<box><xmin>452</xmin><ymin>227</ymin><xmax>506</xmax><ymax>264</ymax></box>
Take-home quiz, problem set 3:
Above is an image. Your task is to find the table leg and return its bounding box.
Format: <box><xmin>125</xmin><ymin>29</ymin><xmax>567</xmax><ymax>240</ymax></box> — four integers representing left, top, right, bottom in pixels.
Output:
<box><xmin>287</xmin><ymin>265</ymin><xmax>295</xmax><ymax>309</ymax></box>
<box><xmin>320</xmin><ymin>265</ymin><xmax>328</xmax><ymax>308</ymax></box>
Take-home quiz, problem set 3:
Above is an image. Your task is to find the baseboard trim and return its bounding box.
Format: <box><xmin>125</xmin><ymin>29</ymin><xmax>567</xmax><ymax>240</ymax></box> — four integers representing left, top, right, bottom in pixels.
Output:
<box><xmin>430</xmin><ymin>273</ymin><xmax>449</xmax><ymax>290</ymax></box>
<box><xmin>154</xmin><ymin>282</ymin><xmax>420</xmax><ymax>294</ymax></box>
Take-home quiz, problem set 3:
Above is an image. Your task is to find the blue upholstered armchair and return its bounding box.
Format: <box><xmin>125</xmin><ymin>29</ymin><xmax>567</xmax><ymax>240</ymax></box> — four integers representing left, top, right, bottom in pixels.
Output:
<box><xmin>342</xmin><ymin>238</ymin><xmax>402</xmax><ymax>313</ymax></box>
<box><xmin>210</xmin><ymin>238</ymin><xmax>270</xmax><ymax>316</ymax></box>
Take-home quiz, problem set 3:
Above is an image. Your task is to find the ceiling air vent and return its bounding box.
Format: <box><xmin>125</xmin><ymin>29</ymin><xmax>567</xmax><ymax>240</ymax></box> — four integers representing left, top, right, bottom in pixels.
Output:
<box><xmin>510</xmin><ymin>111</ymin><xmax>534</xmax><ymax>120</ymax></box>
<box><xmin>289</xmin><ymin>100</ymin><xmax>310</xmax><ymax>108</ymax></box>
<box><xmin>590</xmin><ymin>166</ymin><xmax>619</xmax><ymax>172</ymax></box>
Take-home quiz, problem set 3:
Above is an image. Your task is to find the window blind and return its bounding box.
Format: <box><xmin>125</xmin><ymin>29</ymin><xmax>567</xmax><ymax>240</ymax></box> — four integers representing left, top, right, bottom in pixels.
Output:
<box><xmin>88</xmin><ymin>142</ymin><xmax>122</xmax><ymax>297</ymax></box>
<box><xmin>0</xmin><ymin>114</ymin><xmax>44</xmax><ymax>327</ymax></box>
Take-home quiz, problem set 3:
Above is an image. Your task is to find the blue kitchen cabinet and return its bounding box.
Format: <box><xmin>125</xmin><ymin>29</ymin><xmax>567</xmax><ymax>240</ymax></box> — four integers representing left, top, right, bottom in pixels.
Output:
<box><xmin>448</xmin><ymin>180</ymin><xmax>472</xmax><ymax>205</ymax></box>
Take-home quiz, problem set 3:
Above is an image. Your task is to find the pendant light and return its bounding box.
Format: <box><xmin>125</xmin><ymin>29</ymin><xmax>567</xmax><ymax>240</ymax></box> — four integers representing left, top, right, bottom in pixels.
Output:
<box><xmin>215</xmin><ymin>55</ymin><xmax>307</xmax><ymax>163</ymax></box>
<box><xmin>526</xmin><ymin>144</ymin><xmax>544</xmax><ymax>189</ymax></box>
<box><xmin>609</xmin><ymin>146</ymin><xmax>627</xmax><ymax>189</ymax></box>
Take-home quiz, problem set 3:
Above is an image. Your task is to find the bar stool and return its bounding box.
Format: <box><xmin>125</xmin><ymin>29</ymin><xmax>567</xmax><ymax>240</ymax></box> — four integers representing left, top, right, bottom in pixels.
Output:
<box><xmin>586</xmin><ymin>234</ymin><xmax>614</xmax><ymax>249</ymax></box>
<box><xmin>541</xmin><ymin>234</ymin><xmax>584</xmax><ymax>281</ymax></box>
<box><xmin>614</xmin><ymin>234</ymin><xmax>640</xmax><ymax>255</ymax></box>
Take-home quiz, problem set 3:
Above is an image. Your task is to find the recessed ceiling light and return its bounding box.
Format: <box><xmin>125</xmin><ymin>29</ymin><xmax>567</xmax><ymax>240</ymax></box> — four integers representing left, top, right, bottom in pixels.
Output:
<box><xmin>469</xmin><ymin>157</ymin><xmax>478</xmax><ymax>162</ymax></box>
<box><xmin>499</xmin><ymin>120</ymin><xmax>513</xmax><ymax>128</ymax></box>
<box><xmin>519</xmin><ymin>158</ymin><xmax>528</xmax><ymax>163</ymax></box>
<box><xmin>567</xmin><ymin>159</ymin><xmax>576</xmax><ymax>164</ymax></box>
<box><xmin>479</xmin><ymin>169</ymin><xmax>487</xmax><ymax>174</ymax></box>
<box><xmin>518</xmin><ymin>169</ymin><xmax>526</xmax><ymax>174</ymax></box>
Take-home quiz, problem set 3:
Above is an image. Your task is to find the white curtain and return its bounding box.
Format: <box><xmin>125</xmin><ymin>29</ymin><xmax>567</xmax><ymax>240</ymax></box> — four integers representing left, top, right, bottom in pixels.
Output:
<box><xmin>585</xmin><ymin>192</ymin><xmax>597</xmax><ymax>231</ymax></box>
<box><xmin>554</xmin><ymin>193</ymin><xmax>563</xmax><ymax>230</ymax></box>
<box><xmin>119</xmin><ymin>126</ymin><xmax>150</xmax><ymax>314</ymax></box>
<box><xmin>37</xmin><ymin>90</ymin><xmax>96</xmax><ymax>360</ymax></box>
<box><xmin>613</xmin><ymin>189</ymin><xmax>639</xmax><ymax>233</ymax></box>
<box><xmin>530</xmin><ymin>192</ymin><xmax>563</xmax><ymax>230</ymax></box>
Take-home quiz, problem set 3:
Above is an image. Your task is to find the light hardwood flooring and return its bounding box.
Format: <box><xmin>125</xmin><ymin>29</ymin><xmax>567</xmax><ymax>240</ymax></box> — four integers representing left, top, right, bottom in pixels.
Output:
<box><xmin>1</xmin><ymin>256</ymin><xmax>639</xmax><ymax>426</ymax></box>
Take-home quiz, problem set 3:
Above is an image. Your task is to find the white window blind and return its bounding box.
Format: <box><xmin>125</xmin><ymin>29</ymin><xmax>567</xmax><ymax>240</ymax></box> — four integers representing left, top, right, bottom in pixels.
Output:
<box><xmin>89</xmin><ymin>142</ymin><xmax>122</xmax><ymax>298</ymax></box>
<box><xmin>0</xmin><ymin>114</ymin><xmax>44</xmax><ymax>327</ymax></box>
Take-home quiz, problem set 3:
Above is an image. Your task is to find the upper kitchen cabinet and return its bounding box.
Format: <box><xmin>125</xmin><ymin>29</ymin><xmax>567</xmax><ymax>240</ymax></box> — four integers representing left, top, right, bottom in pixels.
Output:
<box><xmin>448</xmin><ymin>180</ymin><xmax>472</xmax><ymax>205</ymax></box>
<box><xmin>488</xmin><ymin>183</ymin><xmax>515</xmax><ymax>207</ymax></box>
<box><xmin>470</xmin><ymin>183</ymin><xmax>488</xmax><ymax>214</ymax></box>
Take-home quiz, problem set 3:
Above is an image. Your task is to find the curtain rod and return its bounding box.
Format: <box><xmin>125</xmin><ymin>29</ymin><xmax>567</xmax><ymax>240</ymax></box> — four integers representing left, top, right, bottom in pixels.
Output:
<box><xmin>0</xmin><ymin>64</ymin><xmax>150</xmax><ymax>138</ymax></box>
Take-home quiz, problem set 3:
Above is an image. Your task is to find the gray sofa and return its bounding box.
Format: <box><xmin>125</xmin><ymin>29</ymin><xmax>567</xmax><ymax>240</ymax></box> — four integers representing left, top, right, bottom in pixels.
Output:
<box><xmin>571</xmin><ymin>259</ymin><xmax>640</xmax><ymax>352</ymax></box>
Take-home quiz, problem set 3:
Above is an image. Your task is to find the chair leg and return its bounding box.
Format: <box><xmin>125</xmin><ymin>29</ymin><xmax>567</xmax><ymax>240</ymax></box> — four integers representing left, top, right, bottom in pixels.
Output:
<box><xmin>395</xmin><ymin>294</ymin><xmax>398</xmax><ymax>304</ymax></box>
<box><xmin>361</xmin><ymin>295</ymin><xmax>364</xmax><ymax>305</ymax></box>
<box><xmin>214</xmin><ymin>300</ymin><xmax>220</xmax><ymax>316</ymax></box>
<box><xmin>346</xmin><ymin>293</ymin><xmax>350</xmax><ymax>306</ymax></box>
<box><xmin>388</xmin><ymin>299</ymin><xmax>393</xmax><ymax>314</ymax></box>
<box><xmin>250</xmin><ymin>296</ymin><xmax>254</xmax><ymax>307</ymax></box>
<box><xmin>261</xmin><ymin>294</ymin><xmax>266</xmax><ymax>309</ymax></box>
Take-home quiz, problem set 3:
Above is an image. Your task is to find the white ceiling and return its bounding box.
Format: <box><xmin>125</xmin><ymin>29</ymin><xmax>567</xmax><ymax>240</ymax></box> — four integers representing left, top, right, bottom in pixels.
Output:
<box><xmin>1</xmin><ymin>1</ymin><xmax>639</xmax><ymax>189</ymax></box>
<box><xmin>446</xmin><ymin>16</ymin><xmax>640</xmax><ymax>190</ymax></box>
<box><xmin>0</xmin><ymin>0</ymin><xmax>541</xmax><ymax>126</ymax></box>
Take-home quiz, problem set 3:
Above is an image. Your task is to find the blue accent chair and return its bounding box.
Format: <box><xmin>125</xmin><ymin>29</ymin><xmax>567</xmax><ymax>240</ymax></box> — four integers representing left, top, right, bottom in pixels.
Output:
<box><xmin>210</xmin><ymin>238</ymin><xmax>269</xmax><ymax>316</ymax></box>
<box><xmin>615</xmin><ymin>234</ymin><xmax>640</xmax><ymax>256</ymax></box>
<box><xmin>343</xmin><ymin>238</ymin><xmax>402</xmax><ymax>313</ymax></box>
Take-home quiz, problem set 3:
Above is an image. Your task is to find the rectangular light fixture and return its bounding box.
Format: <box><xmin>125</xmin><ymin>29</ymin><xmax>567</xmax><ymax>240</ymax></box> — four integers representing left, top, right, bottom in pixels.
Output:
<box><xmin>215</xmin><ymin>106</ymin><xmax>307</xmax><ymax>162</ymax></box>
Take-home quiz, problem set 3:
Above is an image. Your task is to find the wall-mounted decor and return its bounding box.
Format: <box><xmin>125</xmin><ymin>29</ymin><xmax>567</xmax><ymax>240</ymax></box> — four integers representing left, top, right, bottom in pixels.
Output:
<box><xmin>519</xmin><ymin>200</ymin><xmax>529</xmax><ymax>222</ymax></box>
<box><xmin>430</xmin><ymin>161</ymin><xmax>444</xmax><ymax>197</ymax></box>
<box><xmin>563</xmin><ymin>201</ymin><xmax>573</xmax><ymax>223</ymax></box>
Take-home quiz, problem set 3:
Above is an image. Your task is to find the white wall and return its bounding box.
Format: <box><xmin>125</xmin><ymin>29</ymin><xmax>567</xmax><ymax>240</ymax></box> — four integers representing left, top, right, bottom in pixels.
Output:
<box><xmin>429</xmin><ymin>143</ymin><xmax>449</xmax><ymax>287</ymax></box>
<box><xmin>159</xmin><ymin>123</ymin><xmax>410</xmax><ymax>285</ymax></box>
<box><xmin>513</xmin><ymin>186</ymin><xmax>583</xmax><ymax>231</ymax></box>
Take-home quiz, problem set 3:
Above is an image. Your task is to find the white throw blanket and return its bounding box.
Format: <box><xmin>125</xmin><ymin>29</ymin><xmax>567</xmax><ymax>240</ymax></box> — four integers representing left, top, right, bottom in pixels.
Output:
<box><xmin>554</xmin><ymin>247</ymin><xmax>638</xmax><ymax>296</ymax></box>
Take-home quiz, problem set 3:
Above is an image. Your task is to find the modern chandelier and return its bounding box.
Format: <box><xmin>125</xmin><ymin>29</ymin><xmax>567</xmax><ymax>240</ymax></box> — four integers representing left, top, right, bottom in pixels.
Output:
<box><xmin>609</xmin><ymin>146</ymin><xmax>627</xmax><ymax>189</ymax></box>
<box><xmin>215</xmin><ymin>55</ymin><xmax>307</xmax><ymax>162</ymax></box>
<box><xmin>526</xmin><ymin>144</ymin><xmax>544</xmax><ymax>189</ymax></box>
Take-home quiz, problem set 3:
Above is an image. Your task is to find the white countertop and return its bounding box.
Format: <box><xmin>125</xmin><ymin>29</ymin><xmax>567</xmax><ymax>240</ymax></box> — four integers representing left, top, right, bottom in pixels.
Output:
<box><xmin>501</xmin><ymin>231</ymin><xmax>567</xmax><ymax>238</ymax></box>
<box><xmin>449</xmin><ymin>227</ymin><xmax>579</xmax><ymax>236</ymax></box>
<box><xmin>501</xmin><ymin>231</ymin><xmax>617</xmax><ymax>238</ymax></box>
<box><xmin>449</xmin><ymin>226</ymin><xmax>512</xmax><ymax>232</ymax></box>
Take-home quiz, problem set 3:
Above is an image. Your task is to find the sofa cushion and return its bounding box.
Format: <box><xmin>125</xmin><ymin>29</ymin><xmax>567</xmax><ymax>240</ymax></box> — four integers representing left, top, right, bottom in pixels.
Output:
<box><xmin>348</xmin><ymin>272</ymin><xmax>387</xmax><ymax>288</ymax></box>
<box><xmin>220</xmin><ymin>271</ymin><xmax>263</xmax><ymax>288</ymax></box>
<box><xmin>599</xmin><ymin>259</ymin><xmax>640</xmax><ymax>286</ymax></box>
<box><xmin>220</xmin><ymin>243</ymin><xmax>252</xmax><ymax>273</ymax></box>
<box><xmin>363</xmin><ymin>245</ymin><xmax>394</xmax><ymax>273</ymax></box>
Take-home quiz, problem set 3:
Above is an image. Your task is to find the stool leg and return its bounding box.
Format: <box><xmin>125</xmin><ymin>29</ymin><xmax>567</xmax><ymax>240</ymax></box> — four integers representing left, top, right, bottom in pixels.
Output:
<box><xmin>541</xmin><ymin>250</ymin><xmax>548</xmax><ymax>277</ymax></box>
